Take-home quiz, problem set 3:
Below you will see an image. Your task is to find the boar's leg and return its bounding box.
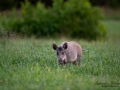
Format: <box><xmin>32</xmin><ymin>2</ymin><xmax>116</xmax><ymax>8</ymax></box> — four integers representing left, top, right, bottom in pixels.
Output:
<box><xmin>76</xmin><ymin>55</ymin><xmax>82</xmax><ymax>65</ymax></box>
<box><xmin>72</xmin><ymin>60</ymin><xmax>77</xmax><ymax>65</ymax></box>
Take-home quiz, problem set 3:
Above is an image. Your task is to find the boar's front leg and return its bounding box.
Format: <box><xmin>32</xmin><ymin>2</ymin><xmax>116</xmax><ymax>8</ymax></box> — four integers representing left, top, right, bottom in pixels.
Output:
<box><xmin>63</xmin><ymin>60</ymin><xmax>68</xmax><ymax>65</ymax></box>
<box><xmin>72</xmin><ymin>60</ymin><xmax>77</xmax><ymax>65</ymax></box>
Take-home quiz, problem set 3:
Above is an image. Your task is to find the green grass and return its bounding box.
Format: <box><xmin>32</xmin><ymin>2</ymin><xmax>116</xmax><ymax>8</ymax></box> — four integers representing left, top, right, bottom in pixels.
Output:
<box><xmin>102</xmin><ymin>7</ymin><xmax>120</xmax><ymax>20</ymax></box>
<box><xmin>0</xmin><ymin>20</ymin><xmax>120</xmax><ymax>90</ymax></box>
<box><xmin>103</xmin><ymin>20</ymin><xmax>120</xmax><ymax>41</ymax></box>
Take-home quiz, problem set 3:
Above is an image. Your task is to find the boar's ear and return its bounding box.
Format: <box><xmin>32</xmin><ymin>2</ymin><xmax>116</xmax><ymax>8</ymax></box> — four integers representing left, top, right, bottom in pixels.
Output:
<box><xmin>63</xmin><ymin>42</ymin><xmax>67</xmax><ymax>50</ymax></box>
<box><xmin>53</xmin><ymin>43</ymin><xmax>58</xmax><ymax>50</ymax></box>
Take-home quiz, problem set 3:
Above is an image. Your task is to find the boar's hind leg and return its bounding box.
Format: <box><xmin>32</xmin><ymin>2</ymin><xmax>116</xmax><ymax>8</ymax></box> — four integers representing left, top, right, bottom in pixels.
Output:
<box><xmin>77</xmin><ymin>55</ymin><xmax>82</xmax><ymax>65</ymax></box>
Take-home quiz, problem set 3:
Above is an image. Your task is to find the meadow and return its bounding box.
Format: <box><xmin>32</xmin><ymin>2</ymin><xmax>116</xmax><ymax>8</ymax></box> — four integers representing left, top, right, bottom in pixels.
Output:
<box><xmin>0</xmin><ymin>20</ymin><xmax>120</xmax><ymax>90</ymax></box>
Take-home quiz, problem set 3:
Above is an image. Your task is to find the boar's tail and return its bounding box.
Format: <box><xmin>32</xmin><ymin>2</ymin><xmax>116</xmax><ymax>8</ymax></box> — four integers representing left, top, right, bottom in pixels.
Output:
<box><xmin>82</xmin><ymin>49</ymin><xmax>88</xmax><ymax>52</ymax></box>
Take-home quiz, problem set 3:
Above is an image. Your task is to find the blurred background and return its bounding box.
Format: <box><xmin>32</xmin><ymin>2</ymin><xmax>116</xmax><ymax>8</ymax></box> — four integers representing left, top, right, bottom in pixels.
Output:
<box><xmin>0</xmin><ymin>0</ymin><xmax>120</xmax><ymax>40</ymax></box>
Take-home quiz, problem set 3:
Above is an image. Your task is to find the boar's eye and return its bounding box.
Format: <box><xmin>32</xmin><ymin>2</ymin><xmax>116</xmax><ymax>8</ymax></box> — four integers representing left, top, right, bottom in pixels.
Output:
<box><xmin>62</xmin><ymin>52</ymin><xmax>64</xmax><ymax>55</ymax></box>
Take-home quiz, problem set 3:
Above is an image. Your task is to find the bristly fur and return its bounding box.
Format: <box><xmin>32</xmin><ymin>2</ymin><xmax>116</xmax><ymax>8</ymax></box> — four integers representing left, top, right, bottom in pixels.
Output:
<box><xmin>53</xmin><ymin>41</ymin><xmax>83</xmax><ymax>65</ymax></box>
<box><xmin>58</xmin><ymin>47</ymin><xmax>62</xmax><ymax>51</ymax></box>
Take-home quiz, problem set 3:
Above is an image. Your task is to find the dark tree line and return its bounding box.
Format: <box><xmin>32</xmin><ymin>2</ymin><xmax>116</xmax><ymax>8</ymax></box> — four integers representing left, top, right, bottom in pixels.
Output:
<box><xmin>0</xmin><ymin>0</ymin><xmax>120</xmax><ymax>10</ymax></box>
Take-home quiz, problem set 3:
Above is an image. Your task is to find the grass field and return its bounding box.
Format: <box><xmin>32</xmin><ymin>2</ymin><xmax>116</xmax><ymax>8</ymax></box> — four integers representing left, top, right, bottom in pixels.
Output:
<box><xmin>0</xmin><ymin>20</ymin><xmax>120</xmax><ymax>90</ymax></box>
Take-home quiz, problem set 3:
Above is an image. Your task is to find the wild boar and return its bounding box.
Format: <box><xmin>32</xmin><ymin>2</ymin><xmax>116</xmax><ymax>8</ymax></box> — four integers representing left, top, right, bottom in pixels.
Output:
<box><xmin>53</xmin><ymin>41</ymin><xmax>86</xmax><ymax>65</ymax></box>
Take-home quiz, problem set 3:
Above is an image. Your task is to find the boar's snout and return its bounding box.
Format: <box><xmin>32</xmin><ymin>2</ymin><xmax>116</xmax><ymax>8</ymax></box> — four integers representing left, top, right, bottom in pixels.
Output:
<box><xmin>58</xmin><ymin>58</ymin><xmax>67</xmax><ymax>64</ymax></box>
<box><xmin>58</xmin><ymin>59</ymin><xmax>63</xmax><ymax>64</ymax></box>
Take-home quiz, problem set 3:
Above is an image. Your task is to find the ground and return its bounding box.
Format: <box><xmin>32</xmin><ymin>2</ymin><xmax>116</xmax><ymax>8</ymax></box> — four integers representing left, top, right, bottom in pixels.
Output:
<box><xmin>0</xmin><ymin>20</ymin><xmax>120</xmax><ymax>90</ymax></box>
